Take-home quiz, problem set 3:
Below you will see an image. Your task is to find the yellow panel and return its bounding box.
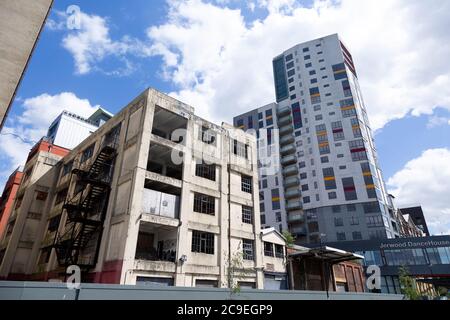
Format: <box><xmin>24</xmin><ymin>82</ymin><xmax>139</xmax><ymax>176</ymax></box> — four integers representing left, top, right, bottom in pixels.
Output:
<box><xmin>266</xmin><ymin>115</ymin><xmax>273</xmax><ymax>120</ymax></box>
<box><xmin>310</xmin><ymin>93</ymin><xmax>321</xmax><ymax>97</ymax></box>
<box><xmin>363</xmin><ymin>172</ymin><xmax>372</xmax><ymax>176</ymax></box>
<box><xmin>271</xmin><ymin>197</ymin><xmax>280</xmax><ymax>202</ymax></box>
<box><xmin>366</xmin><ymin>184</ymin><xmax>375</xmax><ymax>189</ymax></box>
<box><xmin>333</xmin><ymin>69</ymin><xmax>346</xmax><ymax>74</ymax></box>
<box><xmin>319</xmin><ymin>142</ymin><xmax>329</xmax><ymax>147</ymax></box>
<box><xmin>340</xmin><ymin>105</ymin><xmax>355</xmax><ymax>111</ymax></box>
<box><xmin>352</xmin><ymin>125</ymin><xmax>360</xmax><ymax>130</ymax></box>
<box><xmin>316</xmin><ymin>131</ymin><xmax>327</xmax><ymax>136</ymax></box>
<box><xmin>324</xmin><ymin>176</ymin><xmax>336</xmax><ymax>181</ymax></box>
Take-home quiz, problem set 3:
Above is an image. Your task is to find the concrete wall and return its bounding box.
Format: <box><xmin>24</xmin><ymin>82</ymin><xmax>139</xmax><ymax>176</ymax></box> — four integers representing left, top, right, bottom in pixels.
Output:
<box><xmin>0</xmin><ymin>0</ymin><xmax>53</xmax><ymax>129</ymax></box>
<box><xmin>0</xmin><ymin>281</ymin><xmax>404</xmax><ymax>300</ymax></box>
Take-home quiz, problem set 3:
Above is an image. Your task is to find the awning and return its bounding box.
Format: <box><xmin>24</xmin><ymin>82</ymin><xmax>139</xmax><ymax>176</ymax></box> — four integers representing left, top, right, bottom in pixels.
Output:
<box><xmin>289</xmin><ymin>246</ymin><xmax>364</xmax><ymax>264</ymax></box>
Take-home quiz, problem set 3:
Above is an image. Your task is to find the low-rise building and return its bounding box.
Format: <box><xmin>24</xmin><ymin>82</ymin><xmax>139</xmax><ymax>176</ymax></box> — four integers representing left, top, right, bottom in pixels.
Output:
<box><xmin>0</xmin><ymin>168</ymin><xmax>23</xmax><ymax>239</ymax></box>
<box><xmin>261</xmin><ymin>228</ymin><xmax>288</xmax><ymax>289</ymax></box>
<box><xmin>0</xmin><ymin>88</ymin><xmax>265</xmax><ymax>289</ymax></box>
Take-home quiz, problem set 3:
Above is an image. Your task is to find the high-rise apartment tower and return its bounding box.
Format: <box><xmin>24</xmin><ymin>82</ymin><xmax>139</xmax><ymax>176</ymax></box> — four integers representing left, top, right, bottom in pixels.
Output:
<box><xmin>234</xmin><ymin>34</ymin><xmax>399</xmax><ymax>244</ymax></box>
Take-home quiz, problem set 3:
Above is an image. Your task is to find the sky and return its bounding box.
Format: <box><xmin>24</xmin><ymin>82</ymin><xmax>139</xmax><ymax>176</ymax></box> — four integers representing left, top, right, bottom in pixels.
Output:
<box><xmin>1</xmin><ymin>0</ymin><xmax>450</xmax><ymax>235</ymax></box>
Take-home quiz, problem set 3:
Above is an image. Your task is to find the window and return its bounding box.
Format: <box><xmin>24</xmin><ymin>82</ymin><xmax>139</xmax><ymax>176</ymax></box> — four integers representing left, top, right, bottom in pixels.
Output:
<box><xmin>366</xmin><ymin>215</ymin><xmax>384</xmax><ymax>227</ymax></box>
<box><xmin>242</xmin><ymin>206</ymin><xmax>253</xmax><ymax>224</ymax></box>
<box><xmin>350</xmin><ymin>216</ymin><xmax>359</xmax><ymax>225</ymax></box>
<box><xmin>347</xmin><ymin>204</ymin><xmax>356</xmax><ymax>211</ymax></box>
<box><xmin>334</xmin><ymin>217</ymin><xmax>344</xmax><ymax>227</ymax></box>
<box><xmin>262</xmin><ymin>180</ymin><xmax>268</xmax><ymax>189</ymax></box>
<box><xmin>311</xmin><ymin>78</ymin><xmax>318</xmax><ymax>84</ymax></box>
<box><xmin>303</xmin><ymin>196</ymin><xmax>310</xmax><ymax>204</ymax></box>
<box><xmin>62</xmin><ymin>161</ymin><xmax>73</xmax><ymax>176</ymax></box>
<box><xmin>81</xmin><ymin>144</ymin><xmax>95</xmax><ymax>163</ymax></box>
<box><xmin>301</xmin><ymin>184</ymin><xmax>309</xmax><ymax>191</ymax></box>
<box><xmin>328</xmin><ymin>192</ymin><xmax>337</xmax><ymax>199</ymax></box>
<box><xmin>315</xmin><ymin>115</ymin><xmax>323</xmax><ymax>121</ymax></box>
<box><xmin>193</xmin><ymin>193</ymin><xmax>215</xmax><ymax>215</ymax></box>
<box><xmin>233</xmin><ymin>139</ymin><xmax>249</xmax><ymax>159</ymax></box>
<box><xmin>303</xmin><ymin>47</ymin><xmax>310</xmax><ymax>53</ymax></box>
<box><xmin>195</xmin><ymin>161</ymin><xmax>216</xmax><ymax>181</ymax></box>
<box><xmin>260</xmin><ymin>214</ymin><xmax>266</xmax><ymax>225</ymax></box>
<box><xmin>272</xmin><ymin>189</ymin><xmax>280</xmax><ymax>210</ymax></box>
<box><xmin>304</xmin><ymin>55</ymin><xmax>311</xmax><ymax>60</ymax></box>
<box><xmin>241</xmin><ymin>175</ymin><xmax>253</xmax><ymax>193</ymax></box>
<box><xmin>287</xmin><ymin>69</ymin><xmax>295</xmax><ymax>77</ymax></box>
<box><xmin>337</xmin><ymin>232</ymin><xmax>346</xmax><ymax>241</ymax></box>
<box><xmin>363</xmin><ymin>202</ymin><xmax>381</xmax><ymax>214</ymax></box>
<box><xmin>321</xmin><ymin>156</ymin><xmax>329</xmax><ymax>163</ymax></box>
<box><xmin>198</xmin><ymin>126</ymin><xmax>216</xmax><ymax>145</ymax></box>
<box><xmin>274</xmin><ymin>56</ymin><xmax>289</xmax><ymax>102</ymax></box>
<box><xmin>243</xmin><ymin>239</ymin><xmax>254</xmax><ymax>260</ymax></box>
<box><xmin>305</xmin><ymin>62</ymin><xmax>312</xmax><ymax>68</ymax></box>
<box><xmin>36</xmin><ymin>191</ymin><xmax>48</xmax><ymax>201</ymax></box>
<box><xmin>276</xmin><ymin>212</ymin><xmax>282</xmax><ymax>222</ymax></box>
<box><xmin>300</xmin><ymin>173</ymin><xmax>307</xmax><ymax>180</ymax></box>
<box><xmin>48</xmin><ymin>215</ymin><xmax>61</xmax><ymax>232</ymax></box>
<box><xmin>55</xmin><ymin>188</ymin><xmax>68</xmax><ymax>205</ymax></box>
<box><xmin>342</xmin><ymin>177</ymin><xmax>357</xmax><ymax>200</ymax></box>
<box><xmin>264</xmin><ymin>242</ymin><xmax>274</xmax><ymax>257</ymax></box>
<box><xmin>332</xmin><ymin>205</ymin><xmax>341</xmax><ymax>213</ymax></box>
<box><xmin>285</xmin><ymin>54</ymin><xmax>293</xmax><ymax>62</ymax></box>
<box><xmin>352</xmin><ymin>232</ymin><xmax>362</xmax><ymax>240</ymax></box>
<box><xmin>192</xmin><ymin>231</ymin><xmax>214</xmax><ymax>254</ymax></box>
<box><xmin>275</xmin><ymin>244</ymin><xmax>284</xmax><ymax>258</ymax></box>
<box><xmin>286</xmin><ymin>61</ymin><xmax>294</xmax><ymax>70</ymax></box>
<box><xmin>319</xmin><ymin>144</ymin><xmax>330</xmax><ymax>155</ymax></box>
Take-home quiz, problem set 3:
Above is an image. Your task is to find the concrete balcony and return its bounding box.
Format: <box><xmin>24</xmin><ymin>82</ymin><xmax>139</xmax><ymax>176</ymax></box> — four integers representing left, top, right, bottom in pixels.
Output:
<box><xmin>291</xmin><ymin>226</ymin><xmax>307</xmax><ymax>236</ymax></box>
<box><xmin>280</xmin><ymin>144</ymin><xmax>296</xmax><ymax>155</ymax></box>
<box><xmin>277</xmin><ymin>115</ymin><xmax>292</xmax><ymax>126</ymax></box>
<box><xmin>133</xmin><ymin>260</ymin><xmax>177</xmax><ymax>273</ymax></box>
<box><xmin>285</xmin><ymin>188</ymin><xmax>301</xmax><ymax>199</ymax></box>
<box><xmin>279</xmin><ymin>124</ymin><xmax>293</xmax><ymax>136</ymax></box>
<box><xmin>286</xmin><ymin>200</ymin><xmax>302</xmax><ymax>211</ymax></box>
<box><xmin>284</xmin><ymin>176</ymin><xmax>300</xmax><ymax>188</ymax></box>
<box><xmin>280</xmin><ymin>134</ymin><xmax>294</xmax><ymax>146</ymax></box>
<box><xmin>282</xmin><ymin>165</ymin><xmax>298</xmax><ymax>177</ymax></box>
<box><xmin>277</xmin><ymin>105</ymin><xmax>291</xmax><ymax>117</ymax></box>
<box><xmin>288</xmin><ymin>211</ymin><xmax>305</xmax><ymax>223</ymax></box>
<box><xmin>280</xmin><ymin>154</ymin><xmax>296</xmax><ymax>166</ymax></box>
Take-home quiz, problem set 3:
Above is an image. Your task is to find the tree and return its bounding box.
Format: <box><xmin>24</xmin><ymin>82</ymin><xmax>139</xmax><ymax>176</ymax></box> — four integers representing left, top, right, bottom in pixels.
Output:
<box><xmin>223</xmin><ymin>249</ymin><xmax>250</xmax><ymax>299</ymax></box>
<box><xmin>282</xmin><ymin>231</ymin><xmax>295</xmax><ymax>248</ymax></box>
<box><xmin>398</xmin><ymin>266</ymin><xmax>420</xmax><ymax>300</ymax></box>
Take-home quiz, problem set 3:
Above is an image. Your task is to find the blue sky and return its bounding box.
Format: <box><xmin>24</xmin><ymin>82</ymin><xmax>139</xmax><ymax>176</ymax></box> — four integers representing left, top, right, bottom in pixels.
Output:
<box><xmin>1</xmin><ymin>0</ymin><xmax>450</xmax><ymax>235</ymax></box>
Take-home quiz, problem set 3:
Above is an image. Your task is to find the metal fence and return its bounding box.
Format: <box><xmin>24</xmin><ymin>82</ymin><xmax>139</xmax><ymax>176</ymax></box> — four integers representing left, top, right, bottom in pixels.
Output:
<box><xmin>0</xmin><ymin>281</ymin><xmax>404</xmax><ymax>300</ymax></box>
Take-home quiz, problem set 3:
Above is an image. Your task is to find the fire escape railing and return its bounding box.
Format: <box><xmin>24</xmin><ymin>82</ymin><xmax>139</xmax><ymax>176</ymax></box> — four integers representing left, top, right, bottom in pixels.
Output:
<box><xmin>53</xmin><ymin>128</ymin><xmax>120</xmax><ymax>273</ymax></box>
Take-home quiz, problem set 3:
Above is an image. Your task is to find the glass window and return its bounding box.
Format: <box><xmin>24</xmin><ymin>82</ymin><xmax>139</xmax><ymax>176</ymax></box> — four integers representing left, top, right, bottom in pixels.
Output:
<box><xmin>243</xmin><ymin>239</ymin><xmax>254</xmax><ymax>260</ymax></box>
<box><xmin>438</xmin><ymin>247</ymin><xmax>450</xmax><ymax>264</ymax></box>
<box><xmin>273</xmin><ymin>56</ymin><xmax>289</xmax><ymax>102</ymax></box>
<box><xmin>81</xmin><ymin>144</ymin><xmax>95</xmax><ymax>163</ymax></box>
<box><xmin>264</xmin><ymin>242</ymin><xmax>274</xmax><ymax>257</ymax></box>
<box><xmin>241</xmin><ymin>175</ymin><xmax>253</xmax><ymax>193</ymax></box>
<box><xmin>194</xmin><ymin>193</ymin><xmax>215</xmax><ymax>215</ymax></box>
<box><xmin>192</xmin><ymin>231</ymin><xmax>214</xmax><ymax>254</ymax></box>
<box><xmin>242</xmin><ymin>206</ymin><xmax>253</xmax><ymax>224</ymax></box>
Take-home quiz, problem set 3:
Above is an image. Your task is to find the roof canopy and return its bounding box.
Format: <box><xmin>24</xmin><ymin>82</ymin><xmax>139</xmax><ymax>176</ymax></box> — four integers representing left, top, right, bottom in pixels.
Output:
<box><xmin>289</xmin><ymin>246</ymin><xmax>364</xmax><ymax>264</ymax></box>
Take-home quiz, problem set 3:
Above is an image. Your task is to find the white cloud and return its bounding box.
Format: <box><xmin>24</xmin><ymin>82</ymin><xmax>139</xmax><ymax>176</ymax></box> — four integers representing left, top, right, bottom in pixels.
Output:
<box><xmin>387</xmin><ymin>148</ymin><xmax>450</xmax><ymax>236</ymax></box>
<box><xmin>145</xmin><ymin>0</ymin><xmax>450</xmax><ymax>129</ymax></box>
<box><xmin>0</xmin><ymin>92</ymin><xmax>100</xmax><ymax>187</ymax></box>
<box><xmin>427</xmin><ymin>115</ymin><xmax>450</xmax><ymax>128</ymax></box>
<box><xmin>58</xmin><ymin>10</ymin><xmax>150</xmax><ymax>75</ymax></box>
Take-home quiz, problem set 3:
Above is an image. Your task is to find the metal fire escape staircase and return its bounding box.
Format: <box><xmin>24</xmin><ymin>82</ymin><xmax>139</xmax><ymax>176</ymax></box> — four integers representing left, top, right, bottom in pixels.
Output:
<box><xmin>53</xmin><ymin>135</ymin><xmax>119</xmax><ymax>271</ymax></box>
